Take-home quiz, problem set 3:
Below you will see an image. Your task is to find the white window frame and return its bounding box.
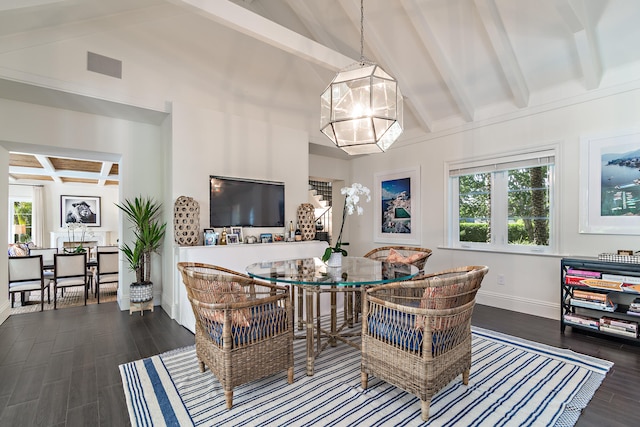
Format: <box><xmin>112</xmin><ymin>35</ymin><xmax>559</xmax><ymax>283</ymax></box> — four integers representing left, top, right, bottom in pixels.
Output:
<box><xmin>446</xmin><ymin>146</ymin><xmax>558</xmax><ymax>254</ymax></box>
<box><xmin>8</xmin><ymin>196</ymin><xmax>33</xmax><ymax>244</ymax></box>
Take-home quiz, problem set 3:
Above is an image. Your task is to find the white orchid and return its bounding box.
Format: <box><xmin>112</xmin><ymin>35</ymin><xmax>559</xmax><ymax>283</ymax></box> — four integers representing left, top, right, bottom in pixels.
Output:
<box><xmin>323</xmin><ymin>183</ymin><xmax>371</xmax><ymax>262</ymax></box>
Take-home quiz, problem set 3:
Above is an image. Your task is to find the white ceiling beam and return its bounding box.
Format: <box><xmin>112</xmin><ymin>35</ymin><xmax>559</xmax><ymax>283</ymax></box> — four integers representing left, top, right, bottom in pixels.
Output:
<box><xmin>473</xmin><ymin>0</ymin><xmax>529</xmax><ymax>108</ymax></box>
<box><xmin>401</xmin><ymin>0</ymin><xmax>475</xmax><ymax>123</ymax></box>
<box><xmin>10</xmin><ymin>165</ymin><xmax>113</xmax><ymax>181</ymax></box>
<box><xmin>34</xmin><ymin>154</ymin><xmax>62</xmax><ymax>184</ymax></box>
<box><xmin>97</xmin><ymin>161</ymin><xmax>114</xmax><ymax>187</ymax></box>
<box><xmin>169</xmin><ymin>0</ymin><xmax>353</xmax><ymax>71</ymax></box>
<box><xmin>283</xmin><ymin>0</ymin><xmax>342</xmax><ymax>52</ymax></box>
<box><xmin>339</xmin><ymin>0</ymin><xmax>433</xmax><ymax>132</ymax></box>
<box><xmin>555</xmin><ymin>0</ymin><xmax>602</xmax><ymax>90</ymax></box>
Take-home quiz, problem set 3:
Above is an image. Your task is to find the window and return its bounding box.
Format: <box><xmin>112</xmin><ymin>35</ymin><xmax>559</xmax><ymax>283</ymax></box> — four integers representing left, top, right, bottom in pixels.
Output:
<box><xmin>447</xmin><ymin>148</ymin><xmax>556</xmax><ymax>253</ymax></box>
<box><xmin>9</xmin><ymin>197</ymin><xmax>33</xmax><ymax>244</ymax></box>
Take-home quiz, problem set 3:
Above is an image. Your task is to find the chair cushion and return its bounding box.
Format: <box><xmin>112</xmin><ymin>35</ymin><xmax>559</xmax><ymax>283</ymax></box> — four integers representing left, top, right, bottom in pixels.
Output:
<box><xmin>385</xmin><ymin>248</ymin><xmax>426</xmax><ymax>264</ymax></box>
<box><xmin>9</xmin><ymin>280</ymin><xmax>43</xmax><ymax>291</ymax></box>
<box><xmin>368</xmin><ymin>309</ymin><xmax>423</xmax><ymax>353</ymax></box>
<box><xmin>205</xmin><ymin>281</ymin><xmax>251</xmax><ymax>326</ymax></box>
<box><xmin>206</xmin><ymin>305</ymin><xmax>287</xmax><ymax>347</ymax></box>
<box><xmin>8</xmin><ymin>244</ymin><xmax>29</xmax><ymax>257</ymax></box>
<box><xmin>415</xmin><ymin>281</ymin><xmax>476</xmax><ymax>329</ymax></box>
<box><xmin>55</xmin><ymin>278</ymin><xmax>86</xmax><ymax>287</ymax></box>
<box><xmin>96</xmin><ymin>273</ymin><xmax>118</xmax><ymax>283</ymax></box>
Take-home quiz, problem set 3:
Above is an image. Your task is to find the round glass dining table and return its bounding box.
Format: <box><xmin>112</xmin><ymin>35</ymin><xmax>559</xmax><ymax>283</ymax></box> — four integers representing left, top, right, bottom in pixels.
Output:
<box><xmin>246</xmin><ymin>257</ymin><xmax>419</xmax><ymax>375</ymax></box>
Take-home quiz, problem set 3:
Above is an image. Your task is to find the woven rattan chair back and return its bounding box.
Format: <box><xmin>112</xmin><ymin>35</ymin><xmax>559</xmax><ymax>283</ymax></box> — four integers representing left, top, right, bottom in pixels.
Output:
<box><xmin>177</xmin><ymin>262</ymin><xmax>294</xmax><ymax>410</ymax></box>
<box><xmin>361</xmin><ymin>265</ymin><xmax>488</xmax><ymax>421</ymax></box>
<box><xmin>363</xmin><ymin>246</ymin><xmax>433</xmax><ymax>271</ymax></box>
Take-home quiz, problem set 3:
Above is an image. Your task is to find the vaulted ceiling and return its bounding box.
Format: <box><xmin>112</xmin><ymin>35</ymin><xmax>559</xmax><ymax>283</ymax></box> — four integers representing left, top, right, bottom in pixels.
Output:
<box><xmin>2</xmin><ymin>0</ymin><xmax>640</xmax><ymax>173</ymax></box>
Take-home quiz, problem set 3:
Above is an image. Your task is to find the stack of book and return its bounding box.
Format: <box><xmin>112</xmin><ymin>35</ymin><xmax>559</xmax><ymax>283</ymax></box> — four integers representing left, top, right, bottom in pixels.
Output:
<box><xmin>570</xmin><ymin>289</ymin><xmax>616</xmax><ymax>312</ymax></box>
<box><xmin>627</xmin><ymin>298</ymin><xmax>640</xmax><ymax>317</ymax></box>
<box><xmin>600</xmin><ymin>316</ymin><xmax>638</xmax><ymax>338</ymax></box>
<box><xmin>565</xmin><ymin>268</ymin><xmax>601</xmax><ymax>285</ymax></box>
<box><xmin>563</xmin><ymin>313</ymin><xmax>599</xmax><ymax>330</ymax></box>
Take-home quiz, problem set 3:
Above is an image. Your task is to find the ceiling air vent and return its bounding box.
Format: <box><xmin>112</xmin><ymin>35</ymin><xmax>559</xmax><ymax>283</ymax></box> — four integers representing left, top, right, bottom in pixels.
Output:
<box><xmin>87</xmin><ymin>51</ymin><xmax>122</xmax><ymax>79</ymax></box>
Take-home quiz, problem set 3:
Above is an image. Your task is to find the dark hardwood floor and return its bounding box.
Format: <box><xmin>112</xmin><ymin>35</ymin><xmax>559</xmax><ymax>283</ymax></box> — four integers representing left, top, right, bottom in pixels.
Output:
<box><xmin>0</xmin><ymin>302</ymin><xmax>638</xmax><ymax>426</ymax></box>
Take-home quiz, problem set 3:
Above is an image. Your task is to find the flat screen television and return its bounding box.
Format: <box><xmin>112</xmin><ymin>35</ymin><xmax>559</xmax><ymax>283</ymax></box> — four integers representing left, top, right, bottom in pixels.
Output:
<box><xmin>210</xmin><ymin>176</ymin><xmax>285</xmax><ymax>227</ymax></box>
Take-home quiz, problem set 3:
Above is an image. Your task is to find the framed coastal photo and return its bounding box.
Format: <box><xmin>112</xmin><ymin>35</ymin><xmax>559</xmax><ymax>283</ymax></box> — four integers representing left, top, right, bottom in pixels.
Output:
<box><xmin>230</xmin><ymin>226</ymin><xmax>243</xmax><ymax>242</ymax></box>
<box><xmin>61</xmin><ymin>196</ymin><xmax>101</xmax><ymax>227</ymax></box>
<box><xmin>374</xmin><ymin>167</ymin><xmax>421</xmax><ymax>244</ymax></box>
<box><xmin>579</xmin><ymin>130</ymin><xmax>640</xmax><ymax>234</ymax></box>
<box><xmin>226</xmin><ymin>233</ymin><xmax>240</xmax><ymax>245</ymax></box>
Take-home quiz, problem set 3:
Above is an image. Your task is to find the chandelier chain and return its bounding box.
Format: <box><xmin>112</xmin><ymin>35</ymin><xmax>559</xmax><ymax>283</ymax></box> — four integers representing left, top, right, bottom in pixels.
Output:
<box><xmin>360</xmin><ymin>0</ymin><xmax>365</xmax><ymax>64</ymax></box>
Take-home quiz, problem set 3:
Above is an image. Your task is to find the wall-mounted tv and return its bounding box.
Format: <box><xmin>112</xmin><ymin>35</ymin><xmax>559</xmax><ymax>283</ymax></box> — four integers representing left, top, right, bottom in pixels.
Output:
<box><xmin>210</xmin><ymin>176</ymin><xmax>285</xmax><ymax>228</ymax></box>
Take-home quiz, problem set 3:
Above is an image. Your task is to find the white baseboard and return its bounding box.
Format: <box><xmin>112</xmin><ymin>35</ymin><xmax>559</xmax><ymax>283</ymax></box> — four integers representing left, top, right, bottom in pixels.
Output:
<box><xmin>476</xmin><ymin>290</ymin><xmax>560</xmax><ymax>321</ymax></box>
<box><xmin>0</xmin><ymin>300</ymin><xmax>10</xmax><ymax>325</ymax></box>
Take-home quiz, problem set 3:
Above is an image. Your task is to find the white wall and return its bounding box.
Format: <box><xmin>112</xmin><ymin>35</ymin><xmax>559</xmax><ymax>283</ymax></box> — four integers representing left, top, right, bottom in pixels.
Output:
<box><xmin>8</xmin><ymin>183</ymin><xmax>117</xmax><ymax>247</ymax></box>
<box><xmin>166</xmin><ymin>102</ymin><xmax>311</xmax><ymax>319</ymax></box>
<box><xmin>335</xmin><ymin>88</ymin><xmax>640</xmax><ymax>320</ymax></box>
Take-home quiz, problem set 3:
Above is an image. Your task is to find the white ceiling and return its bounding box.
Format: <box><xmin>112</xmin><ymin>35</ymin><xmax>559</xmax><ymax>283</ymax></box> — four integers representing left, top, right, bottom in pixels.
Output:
<box><xmin>1</xmin><ymin>0</ymin><xmax>640</xmax><ymax>162</ymax></box>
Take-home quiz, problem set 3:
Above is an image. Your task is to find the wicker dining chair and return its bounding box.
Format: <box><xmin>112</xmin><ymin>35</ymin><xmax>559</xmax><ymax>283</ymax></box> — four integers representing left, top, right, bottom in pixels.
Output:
<box><xmin>352</xmin><ymin>246</ymin><xmax>434</xmax><ymax>322</ymax></box>
<box><xmin>361</xmin><ymin>265</ymin><xmax>489</xmax><ymax>421</ymax></box>
<box><xmin>177</xmin><ymin>262</ymin><xmax>294</xmax><ymax>409</ymax></box>
<box><xmin>363</xmin><ymin>246</ymin><xmax>433</xmax><ymax>272</ymax></box>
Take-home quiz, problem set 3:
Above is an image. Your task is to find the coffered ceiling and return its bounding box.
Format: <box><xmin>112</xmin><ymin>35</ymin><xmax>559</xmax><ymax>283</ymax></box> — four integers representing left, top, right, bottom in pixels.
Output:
<box><xmin>9</xmin><ymin>153</ymin><xmax>119</xmax><ymax>186</ymax></box>
<box><xmin>1</xmin><ymin>0</ymin><xmax>639</xmax><ymax>160</ymax></box>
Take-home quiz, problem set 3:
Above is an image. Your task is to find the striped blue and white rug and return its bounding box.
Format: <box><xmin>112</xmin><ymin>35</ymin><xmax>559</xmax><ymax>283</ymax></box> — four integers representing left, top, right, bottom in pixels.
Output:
<box><xmin>120</xmin><ymin>327</ymin><xmax>612</xmax><ymax>426</ymax></box>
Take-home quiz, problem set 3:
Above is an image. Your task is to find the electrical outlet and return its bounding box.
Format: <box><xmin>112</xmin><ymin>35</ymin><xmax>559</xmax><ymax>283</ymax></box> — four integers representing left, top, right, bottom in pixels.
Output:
<box><xmin>497</xmin><ymin>274</ymin><xmax>505</xmax><ymax>285</ymax></box>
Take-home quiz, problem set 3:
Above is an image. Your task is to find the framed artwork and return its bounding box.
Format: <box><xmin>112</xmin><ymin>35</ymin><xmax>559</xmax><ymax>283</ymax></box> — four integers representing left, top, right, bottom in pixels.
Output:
<box><xmin>203</xmin><ymin>229</ymin><xmax>216</xmax><ymax>246</ymax></box>
<box><xmin>61</xmin><ymin>196</ymin><xmax>101</xmax><ymax>227</ymax></box>
<box><xmin>230</xmin><ymin>226</ymin><xmax>243</xmax><ymax>242</ymax></box>
<box><xmin>374</xmin><ymin>167</ymin><xmax>421</xmax><ymax>244</ymax></box>
<box><xmin>226</xmin><ymin>233</ymin><xmax>240</xmax><ymax>245</ymax></box>
<box><xmin>579</xmin><ymin>130</ymin><xmax>640</xmax><ymax>234</ymax></box>
<box><xmin>259</xmin><ymin>233</ymin><xmax>273</xmax><ymax>243</ymax></box>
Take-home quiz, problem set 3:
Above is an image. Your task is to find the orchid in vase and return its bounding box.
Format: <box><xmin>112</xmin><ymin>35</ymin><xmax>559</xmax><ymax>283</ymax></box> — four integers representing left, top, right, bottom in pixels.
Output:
<box><xmin>322</xmin><ymin>183</ymin><xmax>371</xmax><ymax>263</ymax></box>
<box><xmin>64</xmin><ymin>222</ymin><xmax>93</xmax><ymax>253</ymax></box>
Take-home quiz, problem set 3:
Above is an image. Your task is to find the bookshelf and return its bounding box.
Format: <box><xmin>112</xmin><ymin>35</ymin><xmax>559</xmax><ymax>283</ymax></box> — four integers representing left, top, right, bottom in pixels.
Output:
<box><xmin>561</xmin><ymin>258</ymin><xmax>640</xmax><ymax>342</ymax></box>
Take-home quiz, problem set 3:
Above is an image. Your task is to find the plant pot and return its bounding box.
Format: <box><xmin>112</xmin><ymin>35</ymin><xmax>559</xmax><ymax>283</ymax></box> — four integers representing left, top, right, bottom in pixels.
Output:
<box><xmin>130</xmin><ymin>281</ymin><xmax>153</xmax><ymax>303</ymax></box>
<box><xmin>326</xmin><ymin>252</ymin><xmax>343</xmax><ymax>268</ymax></box>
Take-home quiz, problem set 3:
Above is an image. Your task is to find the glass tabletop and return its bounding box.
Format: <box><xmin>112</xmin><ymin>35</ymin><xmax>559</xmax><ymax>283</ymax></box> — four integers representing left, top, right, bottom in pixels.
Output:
<box><xmin>246</xmin><ymin>256</ymin><xmax>419</xmax><ymax>286</ymax></box>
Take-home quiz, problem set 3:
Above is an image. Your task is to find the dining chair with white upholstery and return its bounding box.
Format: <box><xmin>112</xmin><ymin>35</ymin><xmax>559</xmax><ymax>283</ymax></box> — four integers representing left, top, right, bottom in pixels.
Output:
<box><xmin>53</xmin><ymin>253</ymin><xmax>88</xmax><ymax>309</ymax></box>
<box><xmin>29</xmin><ymin>247</ymin><xmax>58</xmax><ymax>286</ymax></box>
<box><xmin>94</xmin><ymin>251</ymin><xmax>119</xmax><ymax>303</ymax></box>
<box><xmin>8</xmin><ymin>255</ymin><xmax>47</xmax><ymax>311</ymax></box>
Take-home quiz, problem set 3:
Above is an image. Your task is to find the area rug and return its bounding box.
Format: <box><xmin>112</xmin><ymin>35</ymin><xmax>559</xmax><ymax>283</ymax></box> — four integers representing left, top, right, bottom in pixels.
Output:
<box><xmin>10</xmin><ymin>282</ymin><xmax>118</xmax><ymax>315</ymax></box>
<box><xmin>120</xmin><ymin>326</ymin><xmax>613</xmax><ymax>427</ymax></box>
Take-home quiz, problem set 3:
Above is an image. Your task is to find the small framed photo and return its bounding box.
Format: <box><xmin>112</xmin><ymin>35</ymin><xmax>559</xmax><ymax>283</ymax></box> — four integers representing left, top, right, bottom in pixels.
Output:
<box><xmin>204</xmin><ymin>229</ymin><xmax>216</xmax><ymax>246</ymax></box>
<box><xmin>230</xmin><ymin>226</ymin><xmax>243</xmax><ymax>242</ymax></box>
<box><xmin>259</xmin><ymin>233</ymin><xmax>273</xmax><ymax>243</ymax></box>
<box><xmin>617</xmin><ymin>249</ymin><xmax>634</xmax><ymax>256</ymax></box>
<box><xmin>274</xmin><ymin>233</ymin><xmax>284</xmax><ymax>242</ymax></box>
<box><xmin>227</xmin><ymin>233</ymin><xmax>240</xmax><ymax>245</ymax></box>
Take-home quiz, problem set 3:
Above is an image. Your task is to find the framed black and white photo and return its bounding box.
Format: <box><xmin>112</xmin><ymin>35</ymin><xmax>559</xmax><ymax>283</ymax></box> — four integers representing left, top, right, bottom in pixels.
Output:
<box><xmin>61</xmin><ymin>196</ymin><xmax>101</xmax><ymax>227</ymax></box>
<box><xmin>226</xmin><ymin>233</ymin><xmax>240</xmax><ymax>245</ymax></box>
<box><xmin>374</xmin><ymin>167</ymin><xmax>421</xmax><ymax>244</ymax></box>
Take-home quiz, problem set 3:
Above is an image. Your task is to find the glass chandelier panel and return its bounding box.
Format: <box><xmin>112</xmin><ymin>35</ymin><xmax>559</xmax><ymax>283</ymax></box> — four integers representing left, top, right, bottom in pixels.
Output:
<box><xmin>321</xmin><ymin>63</ymin><xmax>403</xmax><ymax>155</ymax></box>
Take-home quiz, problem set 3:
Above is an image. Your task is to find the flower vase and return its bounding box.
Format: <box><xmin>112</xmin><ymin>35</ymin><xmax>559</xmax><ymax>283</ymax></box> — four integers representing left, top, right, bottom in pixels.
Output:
<box><xmin>326</xmin><ymin>252</ymin><xmax>343</xmax><ymax>268</ymax></box>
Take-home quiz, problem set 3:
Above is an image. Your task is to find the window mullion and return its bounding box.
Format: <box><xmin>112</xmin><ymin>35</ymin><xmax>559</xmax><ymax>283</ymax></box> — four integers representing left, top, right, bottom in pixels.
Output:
<box><xmin>492</xmin><ymin>171</ymin><xmax>508</xmax><ymax>247</ymax></box>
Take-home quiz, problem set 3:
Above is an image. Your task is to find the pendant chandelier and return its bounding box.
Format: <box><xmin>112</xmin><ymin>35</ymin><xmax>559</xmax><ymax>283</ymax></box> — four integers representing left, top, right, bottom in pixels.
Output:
<box><xmin>320</xmin><ymin>0</ymin><xmax>403</xmax><ymax>155</ymax></box>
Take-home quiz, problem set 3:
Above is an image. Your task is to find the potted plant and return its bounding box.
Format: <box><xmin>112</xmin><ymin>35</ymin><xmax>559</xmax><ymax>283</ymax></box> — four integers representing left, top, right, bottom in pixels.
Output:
<box><xmin>116</xmin><ymin>196</ymin><xmax>167</xmax><ymax>308</ymax></box>
<box><xmin>322</xmin><ymin>182</ymin><xmax>371</xmax><ymax>267</ymax></box>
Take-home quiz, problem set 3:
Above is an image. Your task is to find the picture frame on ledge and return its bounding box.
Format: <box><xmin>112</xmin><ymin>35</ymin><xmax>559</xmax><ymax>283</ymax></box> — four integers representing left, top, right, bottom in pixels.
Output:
<box><xmin>203</xmin><ymin>228</ymin><xmax>216</xmax><ymax>246</ymax></box>
<box><xmin>230</xmin><ymin>226</ymin><xmax>243</xmax><ymax>243</ymax></box>
<box><xmin>259</xmin><ymin>233</ymin><xmax>273</xmax><ymax>243</ymax></box>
